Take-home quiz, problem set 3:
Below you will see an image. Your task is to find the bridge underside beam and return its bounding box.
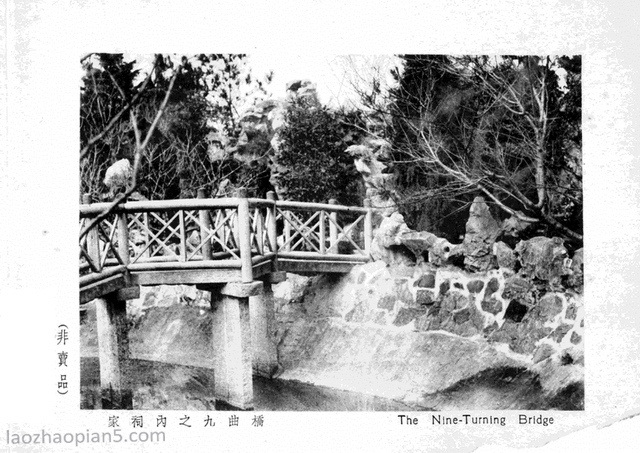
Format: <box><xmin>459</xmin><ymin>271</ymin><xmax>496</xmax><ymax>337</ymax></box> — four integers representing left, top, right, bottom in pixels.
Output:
<box><xmin>80</xmin><ymin>255</ymin><xmax>359</xmax><ymax>302</ymax></box>
<box><xmin>278</xmin><ymin>258</ymin><xmax>364</xmax><ymax>274</ymax></box>
<box><xmin>132</xmin><ymin>269</ymin><xmax>243</xmax><ymax>285</ymax></box>
<box><xmin>80</xmin><ymin>274</ymin><xmax>127</xmax><ymax>305</ymax></box>
<box><xmin>129</xmin><ymin>261</ymin><xmax>272</xmax><ymax>286</ymax></box>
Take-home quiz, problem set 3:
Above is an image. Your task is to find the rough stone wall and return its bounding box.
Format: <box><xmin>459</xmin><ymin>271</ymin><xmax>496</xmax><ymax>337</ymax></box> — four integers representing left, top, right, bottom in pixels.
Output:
<box><xmin>272</xmin><ymin>259</ymin><xmax>583</xmax><ymax>406</ymax></box>
<box><xmin>276</xmin><ymin>261</ymin><xmax>584</xmax><ymax>367</ymax></box>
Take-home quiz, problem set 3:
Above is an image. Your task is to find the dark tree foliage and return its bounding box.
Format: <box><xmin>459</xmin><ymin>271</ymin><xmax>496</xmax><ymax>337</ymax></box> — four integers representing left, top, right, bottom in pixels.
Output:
<box><xmin>274</xmin><ymin>96</ymin><xmax>365</xmax><ymax>206</ymax></box>
<box><xmin>133</xmin><ymin>55</ymin><xmax>214</xmax><ymax>200</ymax></box>
<box><xmin>387</xmin><ymin>55</ymin><xmax>476</xmax><ymax>239</ymax></box>
<box><xmin>381</xmin><ymin>55</ymin><xmax>582</xmax><ymax>245</ymax></box>
<box><xmin>548</xmin><ymin>56</ymin><xmax>582</xmax><ymax>237</ymax></box>
<box><xmin>80</xmin><ymin>53</ymin><xmax>271</xmax><ymax>201</ymax></box>
<box><xmin>80</xmin><ymin>54</ymin><xmax>139</xmax><ymax>200</ymax></box>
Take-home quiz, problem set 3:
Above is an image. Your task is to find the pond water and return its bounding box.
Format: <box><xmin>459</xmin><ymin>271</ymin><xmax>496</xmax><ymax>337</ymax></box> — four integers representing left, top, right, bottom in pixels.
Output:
<box><xmin>80</xmin><ymin>358</ymin><xmax>582</xmax><ymax>411</ymax></box>
<box><xmin>81</xmin><ymin>358</ymin><xmax>421</xmax><ymax>411</ymax></box>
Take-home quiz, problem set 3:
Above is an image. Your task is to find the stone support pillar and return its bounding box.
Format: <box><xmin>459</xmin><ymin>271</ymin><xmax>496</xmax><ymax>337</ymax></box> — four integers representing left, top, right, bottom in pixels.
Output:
<box><xmin>95</xmin><ymin>290</ymin><xmax>136</xmax><ymax>409</ymax></box>
<box><xmin>251</xmin><ymin>272</ymin><xmax>285</xmax><ymax>378</ymax></box>
<box><xmin>200</xmin><ymin>281</ymin><xmax>262</xmax><ymax>410</ymax></box>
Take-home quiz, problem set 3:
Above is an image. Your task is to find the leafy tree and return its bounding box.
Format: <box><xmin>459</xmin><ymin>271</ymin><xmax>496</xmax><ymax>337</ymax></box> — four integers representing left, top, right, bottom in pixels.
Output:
<box><xmin>273</xmin><ymin>96</ymin><xmax>365</xmax><ymax>206</ymax></box>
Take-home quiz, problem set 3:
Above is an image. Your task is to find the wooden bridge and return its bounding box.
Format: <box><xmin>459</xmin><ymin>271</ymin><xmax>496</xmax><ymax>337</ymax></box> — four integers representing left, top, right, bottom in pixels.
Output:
<box><xmin>79</xmin><ymin>189</ymin><xmax>374</xmax><ymax>410</ymax></box>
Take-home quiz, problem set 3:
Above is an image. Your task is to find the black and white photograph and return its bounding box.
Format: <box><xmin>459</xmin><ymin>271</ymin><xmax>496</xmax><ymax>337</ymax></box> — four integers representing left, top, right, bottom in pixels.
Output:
<box><xmin>3</xmin><ymin>1</ymin><xmax>640</xmax><ymax>452</ymax></box>
<box><xmin>78</xmin><ymin>53</ymin><xmax>584</xmax><ymax>413</ymax></box>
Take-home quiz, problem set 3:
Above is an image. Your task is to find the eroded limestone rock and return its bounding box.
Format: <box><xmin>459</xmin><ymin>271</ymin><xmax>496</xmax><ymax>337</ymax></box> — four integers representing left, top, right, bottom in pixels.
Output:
<box><xmin>285</xmin><ymin>79</ymin><xmax>319</xmax><ymax>103</ymax></box>
<box><xmin>221</xmin><ymin>79</ymin><xmax>324</xmax><ymax>199</ymax></box>
<box><xmin>515</xmin><ymin>237</ymin><xmax>570</xmax><ymax>283</ymax></box>
<box><xmin>493</xmin><ymin>241</ymin><xmax>517</xmax><ymax>271</ymax></box>
<box><xmin>462</xmin><ymin>197</ymin><xmax>501</xmax><ymax>272</ymax></box>
<box><xmin>346</xmin><ymin>138</ymin><xmax>397</xmax><ymax>216</ymax></box>
<box><xmin>398</xmin><ymin>231</ymin><xmax>459</xmax><ymax>266</ymax></box>
<box><xmin>227</xmin><ymin>100</ymin><xmax>280</xmax><ymax>166</ymax></box>
<box><xmin>565</xmin><ymin>248</ymin><xmax>584</xmax><ymax>291</ymax></box>
<box><xmin>103</xmin><ymin>158</ymin><xmax>132</xmax><ymax>197</ymax></box>
<box><xmin>370</xmin><ymin>212</ymin><xmax>414</xmax><ymax>265</ymax></box>
<box><xmin>533</xmin><ymin>343</ymin><xmax>556</xmax><ymax>364</ymax></box>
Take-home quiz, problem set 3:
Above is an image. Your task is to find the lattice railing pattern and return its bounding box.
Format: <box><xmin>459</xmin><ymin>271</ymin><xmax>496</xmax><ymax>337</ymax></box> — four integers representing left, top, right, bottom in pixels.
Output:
<box><xmin>276</xmin><ymin>208</ymin><xmax>367</xmax><ymax>255</ymax></box>
<box><xmin>194</xmin><ymin>208</ymin><xmax>240</xmax><ymax>259</ymax></box>
<box><xmin>79</xmin><ymin>214</ymin><xmax>127</xmax><ymax>274</ymax></box>
<box><xmin>248</xmin><ymin>206</ymin><xmax>275</xmax><ymax>256</ymax></box>
<box><xmin>127</xmin><ymin>208</ymin><xmax>241</xmax><ymax>264</ymax></box>
<box><xmin>326</xmin><ymin>211</ymin><xmax>366</xmax><ymax>255</ymax></box>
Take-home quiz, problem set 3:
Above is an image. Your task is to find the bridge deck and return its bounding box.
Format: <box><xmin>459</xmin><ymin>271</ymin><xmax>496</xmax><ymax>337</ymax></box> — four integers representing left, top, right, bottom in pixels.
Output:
<box><xmin>80</xmin><ymin>256</ymin><xmax>369</xmax><ymax>304</ymax></box>
<box><xmin>79</xmin><ymin>192</ymin><xmax>373</xmax><ymax>303</ymax></box>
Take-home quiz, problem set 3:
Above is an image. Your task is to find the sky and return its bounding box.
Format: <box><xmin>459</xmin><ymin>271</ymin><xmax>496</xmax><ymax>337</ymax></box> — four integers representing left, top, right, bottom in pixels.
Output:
<box><xmin>118</xmin><ymin>53</ymin><xmax>401</xmax><ymax>110</ymax></box>
<box><xmin>247</xmin><ymin>54</ymin><xmax>401</xmax><ymax>108</ymax></box>
<box><xmin>106</xmin><ymin>54</ymin><xmax>570</xmax><ymax>110</ymax></box>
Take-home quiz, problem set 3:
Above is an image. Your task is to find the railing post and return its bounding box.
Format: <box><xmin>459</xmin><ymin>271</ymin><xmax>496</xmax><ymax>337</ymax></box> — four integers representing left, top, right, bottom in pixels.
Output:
<box><xmin>142</xmin><ymin>213</ymin><xmax>151</xmax><ymax>259</ymax></box>
<box><xmin>83</xmin><ymin>194</ymin><xmax>101</xmax><ymax>272</ymax></box>
<box><xmin>178</xmin><ymin>210</ymin><xmax>187</xmax><ymax>262</ymax></box>
<box><xmin>236</xmin><ymin>188</ymin><xmax>253</xmax><ymax>283</ymax></box>
<box><xmin>267</xmin><ymin>191</ymin><xmax>278</xmax><ymax>270</ymax></box>
<box><xmin>329</xmin><ymin>199</ymin><xmax>338</xmax><ymax>252</ymax></box>
<box><xmin>255</xmin><ymin>208</ymin><xmax>264</xmax><ymax>255</ymax></box>
<box><xmin>364</xmin><ymin>198</ymin><xmax>373</xmax><ymax>256</ymax></box>
<box><xmin>116</xmin><ymin>209</ymin><xmax>131</xmax><ymax>286</ymax></box>
<box><xmin>319</xmin><ymin>210</ymin><xmax>326</xmax><ymax>254</ymax></box>
<box><xmin>283</xmin><ymin>211</ymin><xmax>291</xmax><ymax>252</ymax></box>
<box><xmin>197</xmin><ymin>189</ymin><xmax>212</xmax><ymax>260</ymax></box>
<box><xmin>117</xmin><ymin>212</ymin><xmax>130</xmax><ymax>266</ymax></box>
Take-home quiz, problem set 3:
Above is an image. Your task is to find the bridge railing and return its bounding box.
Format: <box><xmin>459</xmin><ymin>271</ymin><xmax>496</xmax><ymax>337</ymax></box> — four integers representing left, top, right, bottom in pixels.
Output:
<box><xmin>80</xmin><ymin>190</ymin><xmax>373</xmax><ymax>288</ymax></box>
<box><xmin>272</xmin><ymin>199</ymin><xmax>372</xmax><ymax>258</ymax></box>
<box><xmin>79</xmin><ymin>194</ymin><xmax>132</xmax><ymax>288</ymax></box>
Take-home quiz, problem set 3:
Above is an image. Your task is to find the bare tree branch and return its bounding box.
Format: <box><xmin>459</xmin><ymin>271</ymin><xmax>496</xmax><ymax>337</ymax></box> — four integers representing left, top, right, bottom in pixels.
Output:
<box><xmin>351</xmin><ymin>55</ymin><xmax>582</xmax><ymax>241</ymax></box>
<box><xmin>79</xmin><ymin>63</ymin><xmax>180</xmax><ymax>240</ymax></box>
<box><xmin>79</xmin><ymin>56</ymin><xmax>158</xmax><ymax>160</ymax></box>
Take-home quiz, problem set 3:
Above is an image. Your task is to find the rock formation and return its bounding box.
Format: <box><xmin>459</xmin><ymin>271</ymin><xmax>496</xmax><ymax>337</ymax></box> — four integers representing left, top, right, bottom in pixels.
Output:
<box><xmin>515</xmin><ymin>236</ymin><xmax>571</xmax><ymax>285</ymax></box>
<box><xmin>493</xmin><ymin>241</ymin><xmax>517</xmax><ymax>271</ymax></box>
<box><xmin>565</xmin><ymin>247</ymin><xmax>583</xmax><ymax>291</ymax></box>
<box><xmin>103</xmin><ymin>158</ymin><xmax>132</xmax><ymax>197</ymax></box>
<box><xmin>345</xmin><ymin>138</ymin><xmax>397</xmax><ymax>217</ymax></box>
<box><xmin>370</xmin><ymin>212</ymin><xmax>414</xmax><ymax>265</ymax></box>
<box><xmin>284</xmin><ymin>79</ymin><xmax>319</xmax><ymax>104</ymax></box>
<box><xmin>219</xmin><ymin>79</ymin><xmax>332</xmax><ymax>200</ymax></box>
<box><xmin>461</xmin><ymin>196</ymin><xmax>501</xmax><ymax>272</ymax></box>
<box><xmin>397</xmin><ymin>231</ymin><xmax>459</xmax><ymax>266</ymax></box>
<box><xmin>225</xmin><ymin>79</ymin><xmax>400</xmax><ymax>210</ymax></box>
<box><xmin>225</xmin><ymin>99</ymin><xmax>281</xmax><ymax>167</ymax></box>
